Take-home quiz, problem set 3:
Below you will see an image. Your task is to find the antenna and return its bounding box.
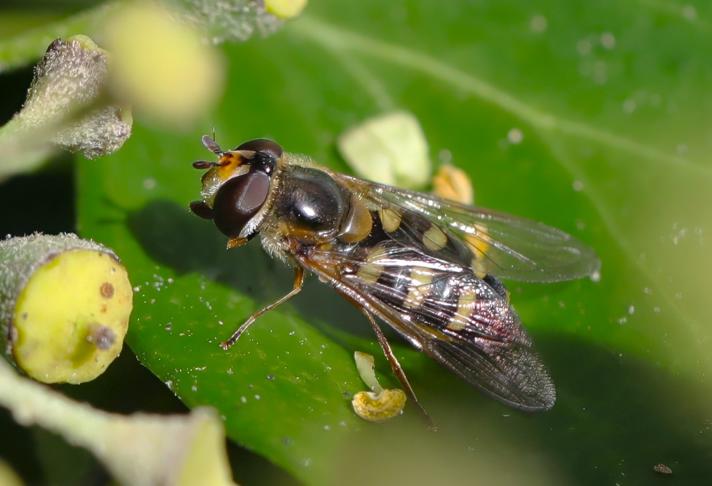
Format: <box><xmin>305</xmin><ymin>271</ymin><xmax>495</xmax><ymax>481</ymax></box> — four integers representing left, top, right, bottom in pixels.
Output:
<box><xmin>192</xmin><ymin>160</ymin><xmax>215</xmax><ymax>169</ymax></box>
<box><xmin>201</xmin><ymin>133</ymin><xmax>223</xmax><ymax>155</ymax></box>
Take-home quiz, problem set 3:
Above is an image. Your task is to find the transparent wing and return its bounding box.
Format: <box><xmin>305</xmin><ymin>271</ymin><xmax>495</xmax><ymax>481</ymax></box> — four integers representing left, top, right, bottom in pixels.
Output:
<box><xmin>424</xmin><ymin>335</ymin><xmax>555</xmax><ymax>411</ymax></box>
<box><xmin>299</xmin><ymin>240</ymin><xmax>556</xmax><ymax>411</ymax></box>
<box><xmin>334</xmin><ymin>173</ymin><xmax>600</xmax><ymax>283</ymax></box>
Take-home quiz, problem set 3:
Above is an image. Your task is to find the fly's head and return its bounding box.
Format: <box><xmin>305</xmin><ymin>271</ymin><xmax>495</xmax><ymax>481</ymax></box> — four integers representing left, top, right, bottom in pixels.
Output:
<box><xmin>190</xmin><ymin>135</ymin><xmax>283</xmax><ymax>241</ymax></box>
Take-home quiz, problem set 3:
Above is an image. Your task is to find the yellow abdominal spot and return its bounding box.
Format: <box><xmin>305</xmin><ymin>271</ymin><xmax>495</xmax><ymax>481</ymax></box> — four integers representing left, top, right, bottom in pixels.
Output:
<box><xmin>404</xmin><ymin>270</ymin><xmax>433</xmax><ymax>309</ymax></box>
<box><xmin>448</xmin><ymin>291</ymin><xmax>477</xmax><ymax>331</ymax></box>
<box><xmin>357</xmin><ymin>245</ymin><xmax>389</xmax><ymax>284</ymax></box>
<box><xmin>379</xmin><ymin>207</ymin><xmax>402</xmax><ymax>233</ymax></box>
<box><xmin>470</xmin><ymin>256</ymin><xmax>487</xmax><ymax>280</ymax></box>
<box><xmin>423</xmin><ymin>225</ymin><xmax>448</xmax><ymax>251</ymax></box>
<box><xmin>466</xmin><ymin>223</ymin><xmax>491</xmax><ymax>277</ymax></box>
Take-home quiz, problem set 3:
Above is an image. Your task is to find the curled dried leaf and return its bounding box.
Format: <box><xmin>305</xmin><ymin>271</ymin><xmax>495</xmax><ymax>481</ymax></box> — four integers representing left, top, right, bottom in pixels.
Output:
<box><xmin>351</xmin><ymin>351</ymin><xmax>406</xmax><ymax>422</ymax></box>
<box><xmin>338</xmin><ymin>111</ymin><xmax>431</xmax><ymax>189</ymax></box>
<box><xmin>352</xmin><ymin>389</ymin><xmax>407</xmax><ymax>423</ymax></box>
<box><xmin>432</xmin><ymin>164</ymin><xmax>474</xmax><ymax>205</ymax></box>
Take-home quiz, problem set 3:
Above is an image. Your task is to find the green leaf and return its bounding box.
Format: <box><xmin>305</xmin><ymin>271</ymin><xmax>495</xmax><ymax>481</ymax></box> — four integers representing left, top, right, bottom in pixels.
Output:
<box><xmin>75</xmin><ymin>0</ymin><xmax>712</xmax><ymax>484</ymax></box>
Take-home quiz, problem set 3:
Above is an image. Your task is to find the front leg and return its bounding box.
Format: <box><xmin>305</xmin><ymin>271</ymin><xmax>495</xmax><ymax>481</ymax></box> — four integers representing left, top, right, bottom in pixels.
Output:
<box><xmin>220</xmin><ymin>266</ymin><xmax>305</xmax><ymax>350</ymax></box>
<box><xmin>226</xmin><ymin>236</ymin><xmax>248</xmax><ymax>250</ymax></box>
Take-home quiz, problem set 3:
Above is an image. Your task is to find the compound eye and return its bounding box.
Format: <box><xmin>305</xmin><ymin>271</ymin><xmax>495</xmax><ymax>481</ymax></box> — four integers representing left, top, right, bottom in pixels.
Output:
<box><xmin>236</xmin><ymin>139</ymin><xmax>283</xmax><ymax>160</ymax></box>
<box><xmin>212</xmin><ymin>172</ymin><xmax>271</xmax><ymax>237</ymax></box>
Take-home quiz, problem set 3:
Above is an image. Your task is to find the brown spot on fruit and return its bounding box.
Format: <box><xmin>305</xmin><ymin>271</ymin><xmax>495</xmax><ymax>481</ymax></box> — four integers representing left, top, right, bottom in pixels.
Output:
<box><xmin>100</xmin><ymin>282</ymin><xmax>115</xmax><ymax>298</ymax></box>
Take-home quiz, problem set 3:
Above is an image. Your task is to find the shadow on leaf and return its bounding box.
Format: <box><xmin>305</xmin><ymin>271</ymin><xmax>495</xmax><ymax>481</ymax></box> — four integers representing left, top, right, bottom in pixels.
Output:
<box><xmin>127</xmin><ymin>199</ymin><xmax>378</xmax><ymax>342</ymax></box>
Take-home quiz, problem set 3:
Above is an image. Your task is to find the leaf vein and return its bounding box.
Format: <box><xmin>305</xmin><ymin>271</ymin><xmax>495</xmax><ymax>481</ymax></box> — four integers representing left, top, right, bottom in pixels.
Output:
<box><xmin>293</xmin><ymin>16</ymin><xmax>711</xmax><ymax>177</ymax></box>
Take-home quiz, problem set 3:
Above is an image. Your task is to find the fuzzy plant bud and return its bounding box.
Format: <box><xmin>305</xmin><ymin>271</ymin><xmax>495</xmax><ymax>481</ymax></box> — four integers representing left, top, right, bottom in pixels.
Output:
<box><xmin>0</xmin><ymin>233</ymin><xmax>132</xmax><ymax>384</ymax></box>
<box><xmin>168</xmin><ymin>0</ymin><xmax>285</xmax><ymax>43</ymax></box>
<box><xmin>338</xmin><ymin>111</ymin><xmax>431</xmax><ymax>189</ymax></box>
<box><xmin>24</xmin><ymin>35</ymin><xmax>131</xmax><ymax>158</ymax></box>
<box><xmin>0</xmin><ymin>35</ymin><xmax>132</xmax><ymax>180</ymax></box>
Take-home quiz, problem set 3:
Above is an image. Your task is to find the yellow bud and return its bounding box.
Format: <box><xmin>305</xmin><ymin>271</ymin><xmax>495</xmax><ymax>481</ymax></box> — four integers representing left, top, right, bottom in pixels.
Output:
<box><xmin>265</xmin><ymin>0</ymin><xmax>308</xmax><ymax>19</ymax></box>
<box><xmin>104</xmin><ymin>2</ymin><xmax>224</xmax><ymax>126</ymax></box>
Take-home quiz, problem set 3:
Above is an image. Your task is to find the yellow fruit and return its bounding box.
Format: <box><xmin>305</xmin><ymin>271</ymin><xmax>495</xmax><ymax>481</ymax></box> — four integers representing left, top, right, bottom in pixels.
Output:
<box><xmin>0</xmin><ymin>233</ymin><xmax>132</xmax><ymax>384</ymax></box>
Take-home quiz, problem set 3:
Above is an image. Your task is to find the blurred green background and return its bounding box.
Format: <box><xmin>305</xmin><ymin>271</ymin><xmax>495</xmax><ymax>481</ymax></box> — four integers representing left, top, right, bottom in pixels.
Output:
<box><xmin>2</xmin><ymin>0</ymin><xmax>712</xmax><ymax>484</ymax></box>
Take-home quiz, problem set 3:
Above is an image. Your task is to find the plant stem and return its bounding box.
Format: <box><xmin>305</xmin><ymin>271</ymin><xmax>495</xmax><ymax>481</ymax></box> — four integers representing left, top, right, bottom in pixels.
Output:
<box><xmin>0</xmin><ymin>359</ymin><xmax>235</xmax><ymax>486</ymax></box>
<box><xmin>0</xmin><ymin>118</ymin><xmax>57</xmax><ymax>180</ymax></box>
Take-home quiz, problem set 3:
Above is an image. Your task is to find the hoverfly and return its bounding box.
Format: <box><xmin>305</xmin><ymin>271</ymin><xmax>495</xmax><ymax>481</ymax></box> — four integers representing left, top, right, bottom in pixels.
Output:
<box><xmin>190</xmin><ymin>136</ymin><xmax>600</xmax><ymax>420</ymax></box>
